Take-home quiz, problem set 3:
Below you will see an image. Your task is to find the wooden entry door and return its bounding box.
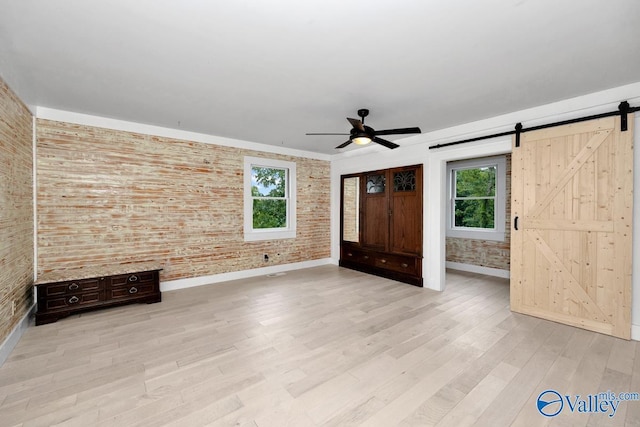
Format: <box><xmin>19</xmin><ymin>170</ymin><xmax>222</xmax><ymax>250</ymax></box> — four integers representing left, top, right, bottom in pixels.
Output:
<box><xmin>510</xmin><ymin>115</ymin><xmax>634</xmax><ymax>339</ymax></box>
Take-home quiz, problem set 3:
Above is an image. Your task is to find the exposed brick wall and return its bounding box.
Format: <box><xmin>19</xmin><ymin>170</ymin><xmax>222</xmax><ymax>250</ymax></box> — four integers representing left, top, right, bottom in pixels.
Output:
<box><xmin>342</xmin><ymin>177</ymin><xmax>359</xmax><ymax>242</ymax></box>
<box><xmin>446</xmin><ymin>154</ymin><xmax>511</xmax><ymax>271</ymax></box>
<box><xmin>0</xmin><ymin>78</ymin><xmax>34</xmax><ymax>343</ymax></box>
<box><xmin>36</xmin><ymin>120</ymin><xmax>330</xmax><ymax>282</ymax></box>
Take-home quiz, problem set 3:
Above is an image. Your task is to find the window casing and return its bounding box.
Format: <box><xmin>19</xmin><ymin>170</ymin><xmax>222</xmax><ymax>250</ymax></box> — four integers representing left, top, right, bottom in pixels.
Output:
<box><xmin>446</xmin><ymin>156</ymin><xmax>506</xmax><ymax>241</ymax></box>
<box><xmin>244</xmin><ymin>156</ymin><xmax>296</xmax><ymax>241</ymax></box>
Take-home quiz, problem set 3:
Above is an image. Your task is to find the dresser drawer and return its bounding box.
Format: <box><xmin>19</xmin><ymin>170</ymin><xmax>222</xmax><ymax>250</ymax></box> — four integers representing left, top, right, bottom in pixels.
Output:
<box><xmin>341</xmin><ymin>248</ymin><xmax>376</xmax><ymax>266</ymax></box>
<box><xmin>110</xmin><ymin>271</ymin><xmax>156</xmax><ymax>287</ymax></box>
<box><xmin>43</xmin><ymin>291</ymin><xmax>103</xmax><ymax>310</ymax></box>
<box><xmin>109</xmin><ymin>281</ymin><xmax>157</xmax><ymax>299</ymax></box>
<box><xmin>374</xmin><ymin>253</ymin><xmax>419</xmax><ymax>275</ymax></box>
<box><xmin>38</xmin><ymin>278</ymin><xmax>102</xmax><ymax>297</ymax></box>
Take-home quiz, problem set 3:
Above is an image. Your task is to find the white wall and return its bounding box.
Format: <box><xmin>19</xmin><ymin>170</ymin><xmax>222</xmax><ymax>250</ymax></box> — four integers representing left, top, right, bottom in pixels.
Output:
<box><xmin>633</xmin><ymin>108</ymin><xmax>640</xmax><ymax>339</ymax></box>
<box><xmin>331</xmin><ymin>82</ymin><xmax>640</xmax><ymax>338</ymax></box>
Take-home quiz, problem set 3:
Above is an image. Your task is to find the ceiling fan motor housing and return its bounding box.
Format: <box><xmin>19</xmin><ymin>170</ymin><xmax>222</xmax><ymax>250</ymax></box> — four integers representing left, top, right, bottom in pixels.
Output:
<box><xmin>350</xmin><ymin>125</ymin><xmax>375</xmax><ymax>138</ymax></box>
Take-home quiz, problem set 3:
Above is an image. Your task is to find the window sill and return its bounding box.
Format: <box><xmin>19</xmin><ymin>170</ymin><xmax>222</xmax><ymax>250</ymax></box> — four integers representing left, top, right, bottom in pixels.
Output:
<box><xmin>446</xmin><ymin>229</ymin><xmax>505</xmax><ymax>242</ymax></box>
<box><xmin>244</xmin><ymin>229</ymin><xmax>296</xmax><ymax>242</ymax></box>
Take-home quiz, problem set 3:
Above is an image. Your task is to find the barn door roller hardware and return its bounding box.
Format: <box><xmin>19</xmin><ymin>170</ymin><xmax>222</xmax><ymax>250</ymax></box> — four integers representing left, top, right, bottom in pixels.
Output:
<box><xmin>429</xmin><ymin>101</ymin><xmax>639</xmax><ymax>150</ymax></box>
<box><xmin>619</xmin><ymin>101</ymin><xmax>630</xmax><ymax>131</ymax></box>
<box><xmin>514</xmin><ymin>123</ymin><xmax>523</xmax><ymax>148</ymax></box>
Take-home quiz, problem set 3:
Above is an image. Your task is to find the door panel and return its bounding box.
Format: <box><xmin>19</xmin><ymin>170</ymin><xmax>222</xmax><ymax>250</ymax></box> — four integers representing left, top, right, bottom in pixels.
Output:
<box><xmin>362</xmin><ymin>196</ymin><xmax>388</xmax><ymax>250</ymax></box>
<box><xmin>361</xmin><ymin>171</ymin><xmax>388</xmax><ymax>251</ymax></box>
<box><xmin>389</xmin><ymin>166</ymin><xmax>422</xmax><ymax>255</ymax></box>
<box><xmin>510</xmin><ymin>116</ymin><xmax>633</xmax><ymax>339</ymax></box>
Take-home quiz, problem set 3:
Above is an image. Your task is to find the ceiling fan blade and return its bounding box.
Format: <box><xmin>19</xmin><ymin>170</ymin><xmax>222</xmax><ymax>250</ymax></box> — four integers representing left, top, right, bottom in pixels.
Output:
<box><xmin>335</xmin><ymin>140</ymin><xmax>352</xmax><ymax>149</ymax></box>
<box><xmin>347</xmin><ymin>117</ymin><xmax>364</xmax><ymax>132</ymax></box>
<box><xmin>305</xmin><ymin>133</ymin><xmax>350</xmax><ymax>135</ymax></box>
<box><xmin>373</xmin><ymin>136</ymin><xmax>399</xmax><ymax>149</ymax></box>
<box><xmin>374</xmin><ymin>127</ymin><xmax>422</xmax><ymax>136</ymax></box>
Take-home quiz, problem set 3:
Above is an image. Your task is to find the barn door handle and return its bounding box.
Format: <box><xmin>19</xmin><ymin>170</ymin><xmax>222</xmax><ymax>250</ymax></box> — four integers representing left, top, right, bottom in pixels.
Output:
<box><xmin>514</xmin><ymin>216</ymin><xmax>519</xmax><ymax>230</ymax></box>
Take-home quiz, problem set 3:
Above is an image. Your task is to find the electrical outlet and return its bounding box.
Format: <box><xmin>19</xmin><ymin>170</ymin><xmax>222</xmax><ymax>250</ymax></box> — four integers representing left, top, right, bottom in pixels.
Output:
<box><xmin>263</xmin><ymin>254</ymin><xmax>269</xmax><ymax>262</ymax></box>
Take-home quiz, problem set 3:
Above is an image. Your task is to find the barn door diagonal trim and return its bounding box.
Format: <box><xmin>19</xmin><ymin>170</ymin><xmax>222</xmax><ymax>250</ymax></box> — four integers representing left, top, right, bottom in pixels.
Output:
<box><xmin>526</xmin><ymin>230</ymin><xmax>609</xmax><ymax>323</ymax></box>
<box><xmin>526</xmin><ymin>127</ymin><xmax>612</xmax><ymax>219</ymax></box>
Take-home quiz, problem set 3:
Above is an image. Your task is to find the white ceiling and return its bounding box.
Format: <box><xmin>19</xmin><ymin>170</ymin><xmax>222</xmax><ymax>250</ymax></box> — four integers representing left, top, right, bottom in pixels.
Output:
<box><xmin>1</xmin><ymin>0</ymin><xmax>639</xmax><ymax>155</ymax></box>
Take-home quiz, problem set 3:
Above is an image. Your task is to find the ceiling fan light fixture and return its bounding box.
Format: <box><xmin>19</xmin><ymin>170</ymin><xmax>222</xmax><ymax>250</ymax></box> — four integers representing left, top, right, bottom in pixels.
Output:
<box><xmin>352</xmin><ymin>135</ymin><xmax>372</xmax><ymax>145</ymax></box>
<box><xmin>307</xmin><ymin>108</ymin><xmax>420</xmax><ymax>150</ymax></box>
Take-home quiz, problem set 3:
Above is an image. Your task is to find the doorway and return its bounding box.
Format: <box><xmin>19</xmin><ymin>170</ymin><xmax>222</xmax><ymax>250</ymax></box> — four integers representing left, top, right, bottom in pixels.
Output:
<box><xmin>444</xmin><ymin>154</ymin><xmax>511</xmax><ymax>279</ymax></box>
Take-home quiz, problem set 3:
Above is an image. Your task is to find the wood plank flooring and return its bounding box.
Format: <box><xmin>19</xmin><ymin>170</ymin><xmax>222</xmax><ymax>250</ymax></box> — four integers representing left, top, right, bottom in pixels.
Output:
<box><xmin>1</xmin><ymin>266</ymin><xmax>639</xmax><ymax>426</ymax></box>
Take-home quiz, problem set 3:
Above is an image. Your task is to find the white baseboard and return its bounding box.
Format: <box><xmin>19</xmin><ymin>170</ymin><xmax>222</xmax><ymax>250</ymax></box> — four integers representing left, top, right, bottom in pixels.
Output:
<box><xmin>446</xmin><ymin>261</ymin><xmax>510</xmax><ymax>279</ymax></box>
<box><xmin>632</xmin><ymin>324</ymin><xmax>640</xmax><ymax>342</ymax></box>
<box><xmin>0</xmin><ymin>304</ymin><xmax>35</xmax><ymax>367</ymax></box>
<box><xmin>161</xmin><ymin>258</ymin><xmax>334</xmax><ymax>292</ymax></box>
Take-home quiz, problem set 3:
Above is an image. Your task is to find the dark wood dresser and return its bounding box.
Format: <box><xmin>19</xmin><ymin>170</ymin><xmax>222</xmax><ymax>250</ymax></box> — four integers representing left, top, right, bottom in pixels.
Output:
<box><xmin>35</xmin><ymin>264</ymin><xmax>162</xmax><ymax>325</ymax></box>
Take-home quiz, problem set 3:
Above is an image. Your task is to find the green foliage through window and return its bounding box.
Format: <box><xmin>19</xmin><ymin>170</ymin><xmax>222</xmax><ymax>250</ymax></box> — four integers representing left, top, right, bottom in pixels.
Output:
<box><xmin>251</xmin><ymin>166</ymin><xmax>287</xmax><ymax>229</ymax></box>
<box><xmin>453</xmin><ymin>166</ymin><xmax>496</xmax><ymax>229</ymax></box>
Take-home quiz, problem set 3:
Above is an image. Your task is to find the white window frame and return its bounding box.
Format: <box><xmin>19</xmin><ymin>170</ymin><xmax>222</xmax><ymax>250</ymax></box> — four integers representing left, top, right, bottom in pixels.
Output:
<box><xmin>244</xmin><ymin>156</ymin><xmax>296</xmax><ymax>241</ymax></box>
<box><xmin>446</xmin><ymin>155</ymin><xmax>506</xmax><ymax>241</ymax></box>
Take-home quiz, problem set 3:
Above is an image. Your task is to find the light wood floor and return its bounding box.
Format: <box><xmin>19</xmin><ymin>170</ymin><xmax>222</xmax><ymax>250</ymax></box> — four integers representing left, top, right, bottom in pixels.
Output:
<box><xmin>1</xmin><ymin>266</ymin><xmax>639</xmax><ymax>426</ymax></box>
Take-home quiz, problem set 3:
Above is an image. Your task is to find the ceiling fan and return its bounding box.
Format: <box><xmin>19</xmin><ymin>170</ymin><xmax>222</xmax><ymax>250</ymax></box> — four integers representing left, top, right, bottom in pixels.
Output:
<box><xmin>306</xmin><ymin>108</ymin><xmax>421</xmax><ymax>149</ymax></box>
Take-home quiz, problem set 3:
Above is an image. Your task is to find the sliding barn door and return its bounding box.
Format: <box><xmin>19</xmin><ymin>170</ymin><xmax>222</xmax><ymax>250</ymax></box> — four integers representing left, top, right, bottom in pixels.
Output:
<box><xmin>510</xmin><ymin>115</ymin><xmax>634</xmax><ymax>339</ymax></box>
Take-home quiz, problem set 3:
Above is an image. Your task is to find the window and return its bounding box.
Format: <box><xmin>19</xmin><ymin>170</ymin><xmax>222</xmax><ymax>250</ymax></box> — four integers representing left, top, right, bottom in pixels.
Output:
<box><xmin>244</xmin><ymin>156</ymin><xmax>296</xmax><ymax>241</ymax></box>
<box><xmin>446</xmin><ymin>156</ymin><xmax>506</xmax><ymax>241</ymax></box>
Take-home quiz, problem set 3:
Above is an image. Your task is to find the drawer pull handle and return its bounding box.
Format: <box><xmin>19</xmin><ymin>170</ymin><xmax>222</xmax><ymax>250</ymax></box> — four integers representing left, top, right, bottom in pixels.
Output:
<box><xmin>380</xmin><ymin>259</ymin><xmax>387</xmax><ymax>263</ymax></box>
<box><xmin>347</xmin><ymin>253</ymin><xmax>353</xmax><ymax>257</ymax></box>
<box><xmin>363</xmin><ymin>255</ymin><xmax>369</xmax><ymax>259</ymax></box>
<box><xmin>68</xmin><ymin>296</ymin><xmax>79</xmax><ymax>304</ymax></box>
<box><xmin>68</xmin><ymin>283</ymin><xmax>79</xmax><ymax>291</ymax></box>
<box><xmin>128</xmin><ymin>275</ymin><xmax>138</xmax><ymax>282</ymax></box>
<box><xmin>129</xmin><ymin>287</ymin><xmax>138</xmax><ymax>294</ymax></box>
<box><xmin>401</xmin><ymin>263</ymin><xmax>409</xmax><ymax>268</ymax></box>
